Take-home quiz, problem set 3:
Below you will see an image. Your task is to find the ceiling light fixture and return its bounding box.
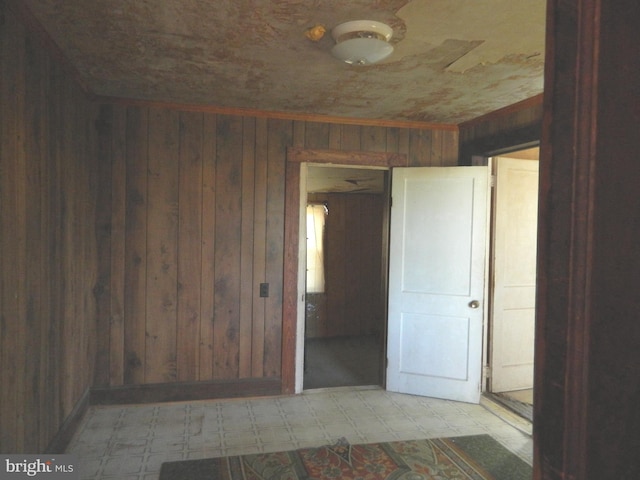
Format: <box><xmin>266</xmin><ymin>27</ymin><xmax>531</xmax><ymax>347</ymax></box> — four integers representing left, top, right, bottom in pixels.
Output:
<box><xmin>331</xmin><ymin>20</ymin><xmax>394</xmax><ymax>66</ymax></box>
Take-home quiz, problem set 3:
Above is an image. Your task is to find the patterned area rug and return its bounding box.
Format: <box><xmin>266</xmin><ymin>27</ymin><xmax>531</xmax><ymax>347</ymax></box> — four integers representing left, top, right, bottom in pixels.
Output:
<box><xmin>159</xmin><ymin>434</ymin><xmax>531</xmax><ymax>480</ymax></box>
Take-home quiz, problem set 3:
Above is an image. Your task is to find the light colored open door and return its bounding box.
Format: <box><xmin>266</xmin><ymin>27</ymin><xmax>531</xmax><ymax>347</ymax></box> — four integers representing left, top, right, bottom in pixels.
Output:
<box><xmin>489</xmin><ymin>156</ymin><xmax>539</xmax><ymax>392</ymax></box>
<box><xmin>386</xmin><ymin>166</ymin><xmax>489</xmax><ymax>403</ymax></box>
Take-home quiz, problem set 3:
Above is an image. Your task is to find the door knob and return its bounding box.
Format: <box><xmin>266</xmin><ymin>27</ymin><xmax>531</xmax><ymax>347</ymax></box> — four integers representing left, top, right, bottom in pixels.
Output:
<box><xmin>468</xmin><ymin>300</ymin><xmax>480</xmax><ymax>309</ymax></box>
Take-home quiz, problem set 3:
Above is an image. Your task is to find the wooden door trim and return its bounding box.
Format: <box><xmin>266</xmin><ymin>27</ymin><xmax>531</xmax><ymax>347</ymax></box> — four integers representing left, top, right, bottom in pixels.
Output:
<box><xmin>281</xmin><ymin>148</ymin><xmax>406</xmax><ymax>394</ymax></box>
<box><xmin>534</xmin><ymin>0</ymin><xmax>640</xmax><ymax>478</ymax></box>
<box><xmin>287</xmin><ymin>147</ymin><xmax>408</xmax><ymax>167</ymax></box>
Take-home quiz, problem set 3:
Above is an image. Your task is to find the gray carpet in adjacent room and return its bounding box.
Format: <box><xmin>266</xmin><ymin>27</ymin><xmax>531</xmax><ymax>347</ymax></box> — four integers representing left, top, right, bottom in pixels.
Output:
<box><xmin>303</xmin><ymin>335</ymin><xmax>382</xmax><ymax>389</ymax></box>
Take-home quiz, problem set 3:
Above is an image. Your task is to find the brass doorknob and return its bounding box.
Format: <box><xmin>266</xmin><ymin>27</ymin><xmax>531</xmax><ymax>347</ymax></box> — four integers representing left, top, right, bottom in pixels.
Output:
<box><xmin>468</xmin><ymin>300</ymin><xmax>480</xmax><ymax>309</ymax></box>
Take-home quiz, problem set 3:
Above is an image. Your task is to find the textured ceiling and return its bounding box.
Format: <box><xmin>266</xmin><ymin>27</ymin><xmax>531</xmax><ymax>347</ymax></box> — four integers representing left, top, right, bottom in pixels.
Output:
<box><xmin>23</xmin><ymin>0</ymin><xmax>546</xmax><ymax>124</ymax></box>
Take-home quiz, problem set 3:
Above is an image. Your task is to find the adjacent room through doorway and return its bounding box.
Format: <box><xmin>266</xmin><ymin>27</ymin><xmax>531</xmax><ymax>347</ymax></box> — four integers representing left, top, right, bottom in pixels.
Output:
<box><xmin>485</xmin><ymin>146</ymin><xmax>539</xmax><ymax>422</ymax></box>
<box><xmin>303</xmin><ymin>165</ymin><xmax>389</xmax><ymax>390</ymax></box>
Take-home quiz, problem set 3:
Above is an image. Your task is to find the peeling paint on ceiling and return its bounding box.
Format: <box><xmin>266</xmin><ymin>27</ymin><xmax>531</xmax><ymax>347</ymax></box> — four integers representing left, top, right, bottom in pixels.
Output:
<box><xmin>23</xmin><ymin>0</ymin><xmax>546</xmax><ymax>124</ymax></box>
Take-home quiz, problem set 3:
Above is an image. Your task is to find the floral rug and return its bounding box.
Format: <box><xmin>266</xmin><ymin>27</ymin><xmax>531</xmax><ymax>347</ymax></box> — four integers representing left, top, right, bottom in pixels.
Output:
<box><xmin>159</xmin><ymin>434</ymin><xmax>531</xmax><ymax>480</ymax></box>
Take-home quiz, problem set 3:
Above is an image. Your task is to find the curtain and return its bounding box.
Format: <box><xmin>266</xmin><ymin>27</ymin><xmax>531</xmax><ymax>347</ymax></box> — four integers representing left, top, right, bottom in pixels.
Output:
<box><xmin>306</xmin><ymin>204</ymin><xmax>326</xmax><ymax>293</ymax></box>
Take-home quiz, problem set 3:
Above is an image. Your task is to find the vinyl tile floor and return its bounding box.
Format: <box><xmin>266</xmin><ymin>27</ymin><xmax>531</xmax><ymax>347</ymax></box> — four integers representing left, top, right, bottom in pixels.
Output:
<box><xmin>67</xmin><ymin>388</ymin><xmax>533</xmax><ymax>480</ymax></box>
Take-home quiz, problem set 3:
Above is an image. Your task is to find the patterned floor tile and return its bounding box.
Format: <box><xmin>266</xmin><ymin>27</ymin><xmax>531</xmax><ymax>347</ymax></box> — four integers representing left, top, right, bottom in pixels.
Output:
<box><xmin>68</xmin><ymin>389</ymin><xmax>533</xmax><ymax>480</ymax></box>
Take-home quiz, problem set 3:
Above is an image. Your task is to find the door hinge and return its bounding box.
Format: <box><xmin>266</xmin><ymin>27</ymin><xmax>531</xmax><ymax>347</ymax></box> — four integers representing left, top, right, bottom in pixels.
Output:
<box><xmin>483</xmin><ymin>365</ymin><xmax>491</xmax><ymax>378</ymax></box>
<box><xmin>490</xmin><ymin>175</ymin><xmax>496</xmax><ymax>188</ymax></box>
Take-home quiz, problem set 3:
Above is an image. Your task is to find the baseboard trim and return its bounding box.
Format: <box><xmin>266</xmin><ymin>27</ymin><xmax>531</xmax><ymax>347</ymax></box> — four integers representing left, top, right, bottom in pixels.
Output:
<box><xmin>45</xmin><ymin>387</ymin><xmax>91</xmax><ymax>454</ymax></box>
<box><xmin>90</xmin><ymin>377</ymin><xmax>282</xmax><ymax>405</ymax></box>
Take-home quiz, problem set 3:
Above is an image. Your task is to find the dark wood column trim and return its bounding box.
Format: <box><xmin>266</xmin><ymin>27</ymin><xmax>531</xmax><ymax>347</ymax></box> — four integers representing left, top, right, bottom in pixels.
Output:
<box><xmin>535</xmin><ymin>0</ymin><xmax>598</xmax><ymax>477</ymax></box>
<box><xmin>535</xmin><ymin>0</ymin><xmax>640</xmax><ymax>479</ymax></box>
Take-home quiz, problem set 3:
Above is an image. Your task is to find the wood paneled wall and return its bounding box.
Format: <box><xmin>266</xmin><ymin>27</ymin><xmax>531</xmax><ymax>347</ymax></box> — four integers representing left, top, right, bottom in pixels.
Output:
<box><xmin>305</xmin><ymin>193</ymin><xmax>386</xmax><ymax>339</ymax></box>
<box><xmin>94</xmin><ymin>108</ymin><xmax>289</xmax><ymax>385</ymax></box>
<box><xmin>0</xmin><ymin>3</ymin><xmax>101</xmax><ymax>453</ymax></box>
<box><xmin>458</xmin><ymin>95</ymin><xmax>543</xmax><ymax>164</ymax></box>
<box><xmin>1</xmin><ymin>0</ymin><xmax>460</xmax><ymax>453</ymax></box>
<box><xmin>94</xmin><ymin>107</ymin><xmax>459</xmax><ymax>389</ymax></box>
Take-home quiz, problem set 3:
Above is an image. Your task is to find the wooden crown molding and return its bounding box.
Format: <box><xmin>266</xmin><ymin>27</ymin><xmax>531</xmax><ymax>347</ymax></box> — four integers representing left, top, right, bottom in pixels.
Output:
<box><xmin>92</xmin><ymin>94</ymin><xmax>459</xmax><ymax>131</ymax></box>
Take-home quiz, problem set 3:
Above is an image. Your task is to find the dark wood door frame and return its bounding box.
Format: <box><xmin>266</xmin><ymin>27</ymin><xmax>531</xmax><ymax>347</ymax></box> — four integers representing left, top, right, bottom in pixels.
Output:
<box><xmin>282</xmin><ymin>148</ymin><xmax>407</xmax><ymax>394</ymax></box>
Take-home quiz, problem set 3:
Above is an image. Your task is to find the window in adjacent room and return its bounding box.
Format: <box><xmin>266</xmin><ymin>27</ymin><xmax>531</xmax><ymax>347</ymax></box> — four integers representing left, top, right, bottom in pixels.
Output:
<box><xmin>306</xmin><ymin>203</ymin><xmax>327</xmax><ymax>293</ymax></box>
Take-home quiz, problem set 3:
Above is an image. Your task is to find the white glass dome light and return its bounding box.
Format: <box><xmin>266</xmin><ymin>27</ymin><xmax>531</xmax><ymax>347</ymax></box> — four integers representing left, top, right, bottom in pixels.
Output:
<box><xmin>331</xmin><ymin>20</ymin><xmax>394</xmax><ymax>66</ymax></box>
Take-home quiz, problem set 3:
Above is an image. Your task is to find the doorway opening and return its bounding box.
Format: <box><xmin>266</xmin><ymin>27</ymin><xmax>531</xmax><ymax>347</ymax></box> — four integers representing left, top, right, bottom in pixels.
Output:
<box><xmin>302</xmin><ymin>164</ymin><xmax>390</xmax><ymax>390</ymax></box>
<box><xmin>484</xmin><ymin>146</ymin><xmax>539</xmax><ymax>424</ymax></box>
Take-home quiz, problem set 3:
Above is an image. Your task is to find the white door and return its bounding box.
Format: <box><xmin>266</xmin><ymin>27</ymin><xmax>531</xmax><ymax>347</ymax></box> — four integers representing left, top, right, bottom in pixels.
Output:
<box><xmin>490</xmin><ymin>157</ymin><xmax>539</xmax><ymax>392</ymax></box>
<box><xmin>386</xmin><ymin>167</ymin><xmax>489</xmax><ymax>403</ymax></box>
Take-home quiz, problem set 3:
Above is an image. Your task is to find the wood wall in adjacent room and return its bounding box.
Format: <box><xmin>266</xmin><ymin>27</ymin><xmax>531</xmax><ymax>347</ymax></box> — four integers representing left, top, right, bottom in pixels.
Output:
<box><xmin>94</xmin><ymin>105</ymin><xmax>460</xmax><ymax>389</ymax></box>
<box><xmin>0</xmin><ymin>3</ymin><xmax>101</xmax><ymax>453</ymax></box>
<box><xmin>305</xmin><ymin>193</ymin><xmax>387</xmax><ymax>339</ymax></box>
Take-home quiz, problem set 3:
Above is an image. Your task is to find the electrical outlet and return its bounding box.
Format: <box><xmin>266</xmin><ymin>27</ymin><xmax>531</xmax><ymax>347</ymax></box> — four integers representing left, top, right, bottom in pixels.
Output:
<box><xmin>259</xmin><ymin>283</ymin><xmax>269</xmax><ymax>298</ymax></box>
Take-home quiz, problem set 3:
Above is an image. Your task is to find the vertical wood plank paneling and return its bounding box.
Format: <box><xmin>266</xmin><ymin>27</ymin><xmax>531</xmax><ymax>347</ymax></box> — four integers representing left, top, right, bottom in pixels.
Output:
<box><xmin>124</xmin><ymin>106</ymin><xmax>149</xmax><ymax>384</ymax></box>
<box><xmin>93</xmin><ymin>104</ymin><xmax>113</xmax><ymax>388</ymax></box>
<box><xmin>79</xmin><ymin>90</ymin><xmax>100</xmax><ymax>401</ymax></box>
<box><xmin>304</xmin><ymin>121</ymin><xmax>330</xmax><ymax>149</ymax></box>
<box><xmin>442</xmin><ymin>130</ymin><xmax>459</xmax><ymax>166</ymax></box>
<box><xmin>431</xmin><ymin>130</ymin><xmax>444</xmax><ymax>166</ymax></box>
<box><xmin>1</xmin><ymin>2</ymin><xmax>102</xmax><ymax>452</ymax></box>
<box><xmin>23</xmin><ymin>30</ymin><xmax>46</xmax><ymax>449</ymax></box>
<box><xmin>58</xmin><ymin>78</ymin><xmax>71</xmax><ymax>416</ymax></box>
<box><xmin>214</xmin><ymin>115</ymin><xmax>243</xmax><ymax>379</ymax></box>
<box><xmin>251</xmin><ymin>118</ymin><xmax>268</xmax><ymax>376</ymax></box>
<box><xmin>176</xmin><ymin>111</ymin><xmax>204</xmax><ymax>381</ymax></box>
<box><xmin>292</xmin><ymin>120</ymin><xmax>306</xmax><ymax>148</ymax></box>
<box><xmin>199</xmin><ymin>113</ymin><xmax>217</xmax><ymax>380</ymax></box>
<box><xmin>14</xmin><ymin>18</ymin><xmax>28</xmax><ymax>452</ymax></box>
<box><xmin>145</xmin><ymin>108</ymin><xmax>180</xmax><ymax>383</ymax></box>
<box><xmin>408</xmin><ymin>129</ymin><xmax>433</xmax><ymax>166</ymax></box>
<box><xmin>100</xmin><ymin>109</ymin><xmax>464</xmax><ymax>393</ymax></box>
<box><xmin>341</xmin><ymin>124</ymin><xmax>362</xmax><ymax>151</ymax></box>
<box><xmin>358</xmin><ymin>197</ymin><xmax>373</xmax><ymax>333</ymax></box>
<box><xmin>385</xmin><ymin>128</ymin><xmax>400</xmax><ymax>153</ymax></box>
<box><xmin>263</xmin><ymin>119</ymin><xmax>290</xmax><ymax>377</ymax></box>
<box><xmin>361</xmin><ymin>126</ymin><xmax>387</xmax><ymax>152</ymax></box>
<box><xmin>37</xmin><ymin>46</ymin><xmax>53</xmax><ymax>450</ymax></box>
<box><xmin>60</xmin><ymin>78</ymin><xmax>78</xmax><ymax>416</ymax></box>
<box><xmin>1</xmin><ymin>11</ymin><xmax>22</xmax><ymax>450</ymax></box>
<box><xmin>24</xmin><ymin>31</ymin><xmax>46</xmax><ymax>445</ymax></box>
<box><xmin>328</xmin><ymin>123</ymin><xmax>342</xmax><ymax>149</ymax></box>
<box><xmin>396</xmin><ymin>128</ymin><xmax>411</xmax><ymax>161</ymax></box>
<box><xmin>239</xmin><ymin>117</ymin><xmax>256</xmax><ymax>378</ymax></box>
<box><xmin>109</xmin><ymin>106</ymin><xmax>127</xmax><ymax>386</ymax></box>
<box><xmin>344</xmin><ymin>196</ymin><xmax>362</xmax><ymax>335</ymax></box>
<box><xmin>308</xmin><ymin>193</ymin><xmax>385</xmax><ymax>338</ymax></box>
<box><xmin>45</xmin><ymin>56</ymin><xmax>63</xmax><ymax>445</ymax></box>
<box><xmin>326</xmin><ymin>196</ymin><xmax>347</xmax><ymax>335</ymax></box>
